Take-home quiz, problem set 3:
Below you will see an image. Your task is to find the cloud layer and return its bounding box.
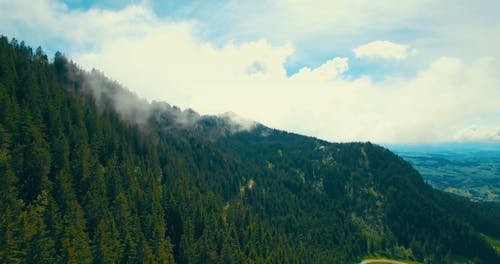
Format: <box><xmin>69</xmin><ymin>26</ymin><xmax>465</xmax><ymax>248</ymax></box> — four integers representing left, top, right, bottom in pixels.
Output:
<box><xmin>454</xmin><ymin>126</ymin><xmax>500</xmax><ymax>142</ymax></box>
<box><xmin>353</xmin><ymin>41</ymin><xmax>414</xmax><ymax>60</ymax></box>
<box><xmin>1</xmin><ymin>0</ymin><xmax>499</xmax><ymax>143</ymax></box>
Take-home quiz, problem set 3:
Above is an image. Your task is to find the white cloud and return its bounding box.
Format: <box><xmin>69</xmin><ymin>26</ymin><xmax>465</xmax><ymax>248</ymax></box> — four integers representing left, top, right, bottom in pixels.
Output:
<box><xmin>1</xmin><ymin>0</ymin><xmax>499</xmax><ymax>143</ymax></box>
<box><xmin>294</xmin><ymin>58</ymin><xmax>349</xmax><ymax>81</ymax></box>
<box><xmin>454</xmin><ymin>126</ymin><xmax>500</xmax><ymax>142</ymax></box>
<box><xmin>353</xmin><ymin>41</ymin><xmax>414</xmax><ymax>60</ymax></box>
<box><xmin>262</xmin><ymin>0</ymin><xmax>433</xmax><ymax>37</ymax></box>
<box><xmin>200</xmin><ymin>0</ymin><xmax>500</xmax><ymax>72</ymax></box>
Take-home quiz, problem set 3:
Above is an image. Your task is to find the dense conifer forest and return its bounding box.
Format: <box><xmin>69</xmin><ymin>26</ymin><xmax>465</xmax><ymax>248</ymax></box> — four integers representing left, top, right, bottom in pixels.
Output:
<box><xmin>1</xmin><ymin>36</ymin><xmax>499</xmax><ymax>263</ymax></box>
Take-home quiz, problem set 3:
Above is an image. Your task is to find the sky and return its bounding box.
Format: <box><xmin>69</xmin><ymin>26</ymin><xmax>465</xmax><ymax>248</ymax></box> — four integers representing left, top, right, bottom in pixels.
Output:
<box><xmin>1</xmin><ymin>0</ymin><xmax>500</xmax><ymax>143</ymax></box>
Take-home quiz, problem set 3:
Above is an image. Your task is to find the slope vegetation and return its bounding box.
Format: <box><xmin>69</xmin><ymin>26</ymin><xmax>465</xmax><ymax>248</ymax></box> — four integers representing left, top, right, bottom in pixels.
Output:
<box><xmin>1</xmin><ymin>36</ymin><xmax>499</xmax><ymax>263</ymax></box>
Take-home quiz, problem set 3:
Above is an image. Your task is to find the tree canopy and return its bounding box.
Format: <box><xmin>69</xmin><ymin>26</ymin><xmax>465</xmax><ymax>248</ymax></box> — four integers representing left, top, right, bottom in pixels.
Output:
<box><xmin>0</xmin><ymin>36</ymin><xmax>499</xmax><ymax>263</ymax></box>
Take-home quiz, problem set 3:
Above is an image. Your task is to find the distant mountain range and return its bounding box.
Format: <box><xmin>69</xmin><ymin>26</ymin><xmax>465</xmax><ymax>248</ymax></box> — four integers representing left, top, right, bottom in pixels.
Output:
<box><xmin>1</xmin><ymin>36</ymin><xmax>499</xmax><ymax>263</ymax></box>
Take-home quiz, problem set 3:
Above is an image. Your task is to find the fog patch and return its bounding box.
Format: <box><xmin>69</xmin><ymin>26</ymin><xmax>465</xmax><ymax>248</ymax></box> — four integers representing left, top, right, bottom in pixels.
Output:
<box><xmin>73</xmin><ymin>66</ymin><xmax>257</xmax><ymax>134</ymax></box>
<box><xmin>454</xmin><ymin>126</ymin><xmax>500</xmax><ymax>142</ymax></box>
<box><xmin>219</xmin><ymin>112</ymin><xmax>257</xmax><ymax>132</ymax></box>
<box><xmin>85</xmin><ymin>69</ymin><xmax>152</xmax><ymax>125</ymax></box>
<box><xmin>149</xmin><ymin>101</ymin><xmax>201</xmax><ymax>129</ymax></box>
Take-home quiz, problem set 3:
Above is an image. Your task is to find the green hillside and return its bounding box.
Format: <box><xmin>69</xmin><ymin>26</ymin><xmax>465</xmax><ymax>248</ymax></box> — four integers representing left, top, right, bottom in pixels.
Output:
<box><xmin>1</xmin><ymin>36</ymin><xmax>499</xmax><ymax>263</ymax></box>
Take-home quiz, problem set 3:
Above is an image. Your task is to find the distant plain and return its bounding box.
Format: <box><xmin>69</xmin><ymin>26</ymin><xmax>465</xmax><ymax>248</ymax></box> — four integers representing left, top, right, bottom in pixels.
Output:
<box><xmin>388</xmin><ymin>143</ymin><xmax>500</xmax><ymax>201</ymax></box>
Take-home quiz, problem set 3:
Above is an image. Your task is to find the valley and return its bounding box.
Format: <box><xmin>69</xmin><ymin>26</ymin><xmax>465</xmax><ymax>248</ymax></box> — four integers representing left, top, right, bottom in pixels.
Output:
<box><xmin>389</xmin><ymin>143</ymin><xmax>500</xmax><ymax>201</ymax></box>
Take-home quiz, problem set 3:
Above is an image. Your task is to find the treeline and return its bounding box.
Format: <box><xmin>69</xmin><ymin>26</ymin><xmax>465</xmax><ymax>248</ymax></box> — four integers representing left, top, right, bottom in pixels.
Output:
<box><xmin>1</xmin><ymin>36</ymin><xmax>499</xmax><ymax>263</ymax></box>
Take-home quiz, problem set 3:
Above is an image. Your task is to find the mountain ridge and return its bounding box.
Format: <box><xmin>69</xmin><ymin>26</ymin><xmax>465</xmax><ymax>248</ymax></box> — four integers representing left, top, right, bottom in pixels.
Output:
<box><xmin>1</xmin><ymin>36</ymin><xmax>499</xmax><ymax>263</ymax></box>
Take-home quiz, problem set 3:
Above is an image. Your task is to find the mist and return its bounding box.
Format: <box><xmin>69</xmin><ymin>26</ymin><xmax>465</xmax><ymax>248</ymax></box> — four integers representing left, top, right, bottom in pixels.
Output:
<box><xmin>71</xmin><ymin>65</ymin><xmax>257</xmax><ymax>135</ymax></box>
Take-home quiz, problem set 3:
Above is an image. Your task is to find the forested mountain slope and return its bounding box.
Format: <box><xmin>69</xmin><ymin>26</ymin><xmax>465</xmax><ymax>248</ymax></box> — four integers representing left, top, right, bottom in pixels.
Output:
<box><xmin>1</xmin><ymin>36</ymin><xmax>499</xmax><ymax>263</ymax></box>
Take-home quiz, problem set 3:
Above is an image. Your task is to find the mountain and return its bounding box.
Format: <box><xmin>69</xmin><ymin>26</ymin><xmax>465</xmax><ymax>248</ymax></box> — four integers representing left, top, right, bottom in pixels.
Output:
<box><xmin>1</xmin><ymin>36</ymin><xmax>499</xmax><ymax>263</ymax></box>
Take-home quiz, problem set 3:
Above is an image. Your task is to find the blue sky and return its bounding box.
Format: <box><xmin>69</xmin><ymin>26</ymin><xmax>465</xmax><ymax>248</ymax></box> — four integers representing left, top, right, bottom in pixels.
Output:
<box><xmin>1</xmin><ymin>0</ymin><xmax>500</xmax><ymax>143</ymax></box>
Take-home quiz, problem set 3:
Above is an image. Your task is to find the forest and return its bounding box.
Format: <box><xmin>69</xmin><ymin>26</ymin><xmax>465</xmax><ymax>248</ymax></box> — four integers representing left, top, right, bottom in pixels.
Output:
<box><xmin>0</xmin><ymin>36</ymin><xmax>499</xmax><ymax>263</ymax></box>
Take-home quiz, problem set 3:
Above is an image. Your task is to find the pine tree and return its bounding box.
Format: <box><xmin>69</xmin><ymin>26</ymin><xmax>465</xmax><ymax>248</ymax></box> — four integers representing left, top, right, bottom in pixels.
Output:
<box><xmin>59</xmin><ymin>201</ymin><xmax>92</xmax><ymax>264</ymax></box>
<box><xmin>0</xmin><ymin>130</ymin><xmax>25</xmax><ymax>263</ymax></box>
<box><xmin>12</xmin><ymin>109</ymin><xmax>52</xmax><ymax>203</ymax></box>
<box><xmin>21</xmin><ymin>191</ymin><xmax>56</xmax><ymax>263</ymax></box>
<box><xmin>94</xmin><ymin>219</ymin><xmax>122</xmax><ymax>264</ymax></box>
